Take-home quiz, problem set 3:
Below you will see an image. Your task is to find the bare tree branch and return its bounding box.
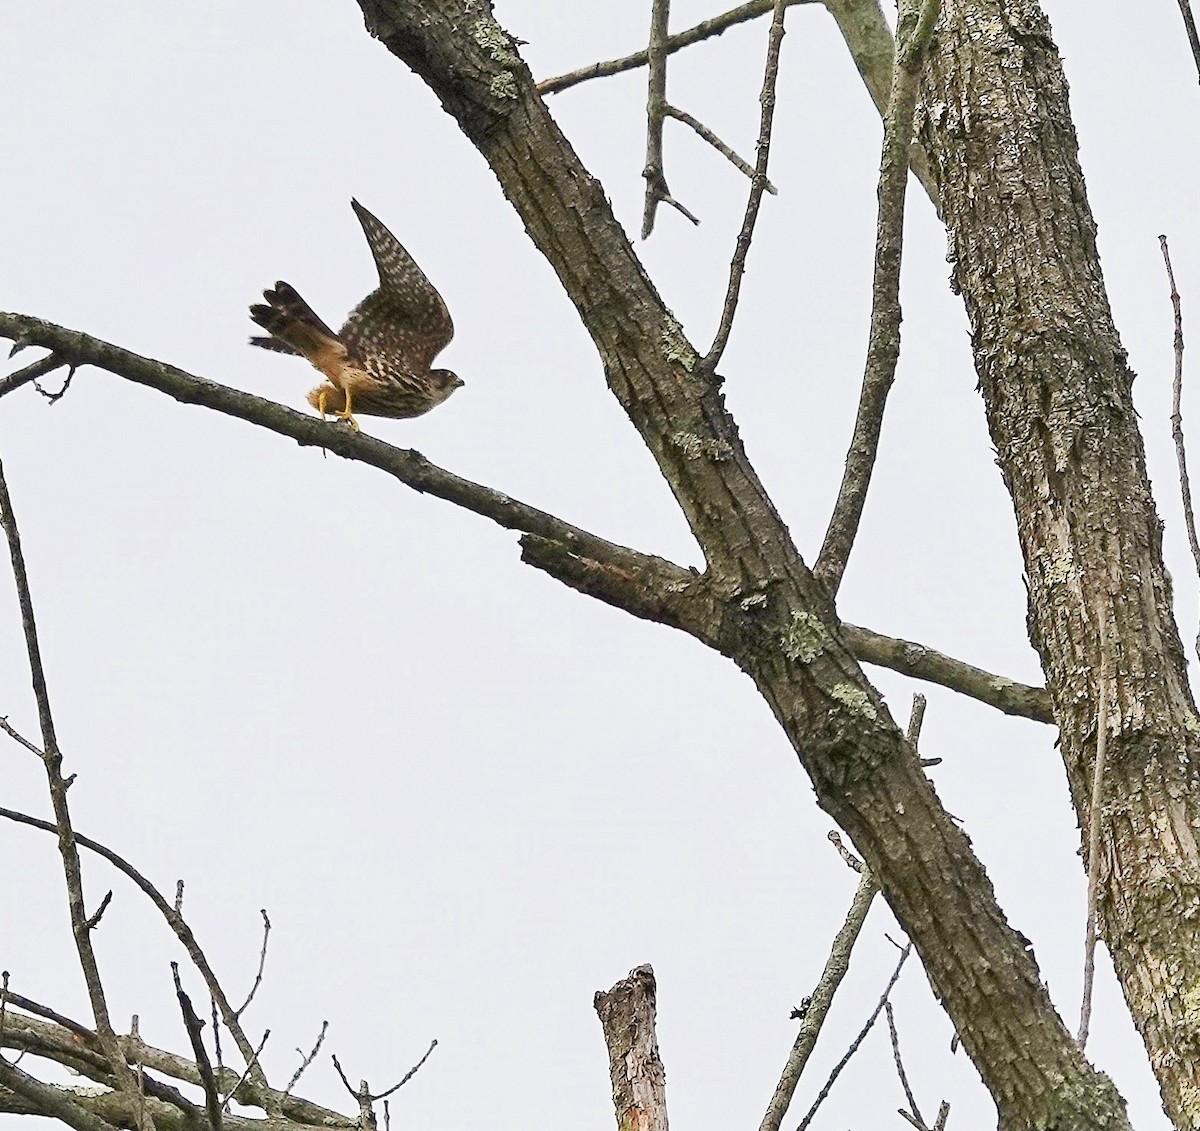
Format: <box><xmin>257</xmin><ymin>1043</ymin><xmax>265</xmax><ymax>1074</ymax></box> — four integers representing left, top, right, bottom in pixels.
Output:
<box><xmin>814</xmin><ymin>0</ymin><xmax>940</xmax><ymax>594</ymax></box>
<box><xmin>758</xmin><ymin>695</ymin><xmax>923</xmax><ymax>1131</ymax></box>
<box><xmin>0</xmin><ymin>316</ymin><xmax>1052</xmax><ymax>725</ymax></box>
<box><xmin>0</xmin><ymin>354</ymin><xmax>66</xmax><ymax>401</ymax></box>
<box><xmin>795</xmin><ymin>942</ymin><xmax>912</xmax><ymax>1131</ymax></box>
<box><xmin>663</xmin><ymin>104</ymin><xmax>777</xmax><ymax>192</ymax></box>
<box><xmin>839</xmin><ymin>623</ymin><xmax>1053</xmax><ymax>723</ymax></box>
<box><xmin>0</xmin><ymin>1058</ymin><xmax>120</xmax><ymax>1131</ymax></box>
<box><xmin>1077</xmin><ymin>609</ymin><xmax>1110</xmax><ymax>1050</ymax></box>
<box><xmin>702</xmin><ymin>0</ymin><xmax>789</xmax><ymax>371</ymax></box>
<box><xmin>0</xmin><ymin>451</ymin><xmax>137</xmax><ymax>1103</ymax></box>
<box><xmin>1173</xmin><ymin>0</ymin><xmax>1200</xmax><ymax>83</ymax></box>
<box><xmin>235</xmin><ymin>910</ymin><xmax>272</xmax><ymax>1018</ymax></box>
<box><xmin>537</xmin><ymin>0</ymin><xmax>814</xmax><ymax>95</ymax></box>
<box><xmin>1159</xmin><ymin>234</ymin><xmax>1200</xmax><ymax>663</ymax></box>
<box><xmin>0</xmin><ymin>801</ymin><xmax>275</xmax><ymax>1111</ymax></box>
<box><xmin>641</xmin><ymin>0</ymin><xmax>699</xmax><ymax>237</ymax></box>
<box><xmin>171</xmin><ymin>965</ymin><xmax>222</xmax><ymax>1131</ymax></box>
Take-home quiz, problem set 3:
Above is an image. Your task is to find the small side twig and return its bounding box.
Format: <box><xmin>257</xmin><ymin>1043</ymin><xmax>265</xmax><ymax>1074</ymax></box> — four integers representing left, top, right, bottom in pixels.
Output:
<box><xmin>33</xmin><ymin>365</ymin><xmax>76</xmax><ymax>405</ymax></box>
<box><xmin>1078</xmin><ymin>609</ymin><xmax>1111</xmax><ymax>1050</ymax></box>
<box><xmin>235</xmin><ymin>910</ymin><xmax>272</xmax><ymax>1017</ymax></box>
<box><xmin>814</xmin><ymin>0</ymin><xmax>941</xmax><ymax>595</ymax></box>
<box><xmin>642</xmin><ymin>0</ymin><xmax>699</xmax><ymax>237</ymax></box>
<box><xmin>1159</xmin><ymin>235</ymin><xmax>1200</xmax><ymax>663</ymax></box>
<box><xmin>537</xmin><ymin>0</ymin><xmax>814</xmax><ymax>95</ymax></box>
<box><xmin>885</xmin><ymin>1001</ymin><xmax>924</xmax><ymax>1128</ymax></box>
<box><xmin>663</xmin><ymin>104</ymin><xmax>777</xmax><ymax>191</ymax></box>
<box><xmin>0</xmin><ymin>355</ymin><xmax>67</xmax><ymax>401</ymax></box>
<box><xmin>84</xmin><ymin>891</ymin><xmax>114</xmax><ymax>931</ymax></box>
<box><xmin>701</xmin><ymin>0</ymin><xmax>789</xmax><ymax>371</ymax></box>
<box><xmin>795</xmin><ymin>942</ymin><xmax>912</xmax><ymax>1131</ymax></box>
<box><xmin>284</xmin><ymin>1021</ymin><xmax>328</xmax><ymax>1097</ymax></box>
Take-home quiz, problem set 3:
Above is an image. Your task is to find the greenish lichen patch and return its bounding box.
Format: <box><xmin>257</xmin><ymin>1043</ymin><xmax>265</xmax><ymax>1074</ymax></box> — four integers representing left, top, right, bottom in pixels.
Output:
<box><xmin>740</xmin><ymin>593</ymin><xmax>768</xmax><ymax>611</ymax></box>
<box><xmin>661</xmin><ymin>316</ymin><xmax>697</xmax><ymax>372</ymax></box>
<box><xmin>489</xmin><ymin>71</ymin><xmax>519</xmax><ymax>100</ymax></box>
<box><xmin>782</xmin><ymin>610</ymin><xmax>829</xmax><ymax>663</ymax></box>
<box><xmin>472</xmin><ymin>18</ymin><xmax>521</xmax><ymax>67</ymax></box>
<box><xmin>830</xmin><ymin>683</ymin><xmax>878</xmax><ymax>720</ymax></box>
<box><xmin>670</xmin><ymin>432</ymin><xmax>732</xmax><ymax>461</ymax></box>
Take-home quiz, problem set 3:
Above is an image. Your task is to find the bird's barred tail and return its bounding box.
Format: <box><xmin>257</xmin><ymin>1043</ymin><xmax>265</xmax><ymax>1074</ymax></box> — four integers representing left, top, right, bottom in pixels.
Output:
<box><xmin>248</xmin><ymin>281</ymin><xmax>340</xmax><ymax>358</ymax></box>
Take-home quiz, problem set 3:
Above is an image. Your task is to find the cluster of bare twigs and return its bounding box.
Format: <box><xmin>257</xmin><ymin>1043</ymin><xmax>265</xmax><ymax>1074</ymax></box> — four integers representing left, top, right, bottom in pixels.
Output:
<box><xmin>0</xmin><ymin>453</ymin><xmax>434</xmax><ymax>1131</ymax></box>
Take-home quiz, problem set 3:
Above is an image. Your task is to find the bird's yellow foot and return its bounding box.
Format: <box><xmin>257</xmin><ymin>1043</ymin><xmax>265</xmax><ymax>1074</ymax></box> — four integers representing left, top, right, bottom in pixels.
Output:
<box><xmin>336</xmin><ymin>389</ymin><xmax>360</xmax><ymax>431</ymax></box>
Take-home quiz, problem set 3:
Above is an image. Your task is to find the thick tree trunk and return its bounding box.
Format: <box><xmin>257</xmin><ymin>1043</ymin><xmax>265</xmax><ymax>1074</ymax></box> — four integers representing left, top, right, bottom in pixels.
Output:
<box><xmin>355</xmin><ymin>2</ymin><xmax>1129</xmax><ymax>1126</ymax></box>
<box><xmin>920</xmin><ymin>1</ymin><xmax>1200</xmax><ymax>1124</ymax></box>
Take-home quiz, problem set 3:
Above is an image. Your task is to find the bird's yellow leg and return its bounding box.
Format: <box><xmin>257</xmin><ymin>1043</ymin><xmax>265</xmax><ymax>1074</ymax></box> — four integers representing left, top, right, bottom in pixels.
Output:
<box><xmin>336</xmin><ymin>388</ymin><xmax>361</xmax><ymax>432</ymax></box>
<box><xmin>316</xmin><ymin>387</ymin><xmax>329</xmax><ymax>421</ymax></box>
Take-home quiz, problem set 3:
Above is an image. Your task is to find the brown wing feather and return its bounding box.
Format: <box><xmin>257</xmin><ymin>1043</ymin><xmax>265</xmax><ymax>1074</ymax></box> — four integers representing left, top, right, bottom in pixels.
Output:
<box><xmin>341</xmin><ymin>200</ymin><xmax>454</xmax><ymax>373</ymax></box>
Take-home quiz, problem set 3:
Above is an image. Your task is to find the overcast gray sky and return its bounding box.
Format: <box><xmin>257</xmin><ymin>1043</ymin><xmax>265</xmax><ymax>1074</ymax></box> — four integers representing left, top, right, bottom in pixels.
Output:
<box><xmin>2</xmin><ymin>2</ymin><xmax>1196</xmax><ymax>1128</ymax></box>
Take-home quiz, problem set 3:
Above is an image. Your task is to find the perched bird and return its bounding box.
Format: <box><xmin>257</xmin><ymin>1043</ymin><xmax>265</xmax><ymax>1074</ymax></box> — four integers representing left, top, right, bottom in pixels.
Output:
<box><xmin>249</xmin><ymin>199</ymin><xmax>463</xmax><ymax>430</ymax></box>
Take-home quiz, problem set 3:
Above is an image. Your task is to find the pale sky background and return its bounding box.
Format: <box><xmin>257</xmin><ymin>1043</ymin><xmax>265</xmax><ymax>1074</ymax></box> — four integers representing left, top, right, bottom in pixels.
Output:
<box><xmin>1</xmin><ymin>3</ymin><xmax>1197</xmax><ymax>1129</ymax></box>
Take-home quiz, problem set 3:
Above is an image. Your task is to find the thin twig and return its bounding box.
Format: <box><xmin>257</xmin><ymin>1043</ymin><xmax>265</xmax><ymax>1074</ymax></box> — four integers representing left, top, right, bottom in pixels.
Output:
<box><xmin>34</xmin><ymin>366</ymin><xmax>76</xmax><ymax>405</ymax></box>
<box><xmin>642</xmin><ymin>0</ymin><xmax>699</xmax><ymax>237</ymax></box>
<box><xmin>702</xmin><ymin>0</ymin><xmax>789</xmax><ymax>371</ymax></box>
<box><xmin>171</xmin><ymin>964</ymin><xmax>222</xmax><ymax>1131</ymax></box>
<box><xmin>220</xmin><ymin>1030</ymin><xmax>270</xmax><ymax>1114</ymax></box>
<box><xmin>372</xmin><ymin>1040</ymin><xmax>438</xmax><ymax>1100</ymax></box>
<box><xmin>1174</xmin><ymin>0</ymin><xmax>1200</xmax><ymax>83</ymax></box>
<box><xmin>0</xmin><ymin>355</ymin><xmax>67</xmax><ymax>401</ymax></box>
<box><xmin>0</xmin><ymin>716</ymin><xmax>46</xmax><ymax>756</ymax></box>
<box><xmin>235</xmin><ymin>910</ymin><xmax>272</xmax><ymax>1018</ymax></box>
<box><xmin>211</xmin><ymin>997</ymin><xmax>223</xmax><ymax>1070</ymax></box>
<box><xmin>885</xmin><ymin>1001</ymin><xmax>924</xmax><ymax>1128</ymax></box>
<box><xmin>537</xmin><ymin>0</ymin><xmax>814</xmax><ymax>95</ymax></box>
<box><xmin>84</xmin><ymin>891</ymin><xmax>114</xmax><ymax>931</ymax></box>
<box><xmin>1159</xmin><ymin>235</ymin><xmax>1200</xmax><ymax>664</ymax></box>
<box><xmin>1078</xmin><ymin>610</ymin><xmax>1111</xmax><ymax>1050</ymax></box>
<box><xmin>284</xmin><ymin>1021</ymin><xmax>328</xmax><ymax>1097</ymax></box>
<box><xmin>758</xmin><ymin>694</ymin><xmax>925</xmax><ymax>1131</ymax></box>
<box><xmin>795</xmin><ymin>942</ymin><xmax>912</xmax><ymax>1130</ymax></box>
<box><xmin>0</xmin><ymin>452</ymin><xmax>133</xmax><ymax>1095</ymax></box>
<box><xmin>814</xmin><ymin>0</ymin><xmax>941</xmax><ymax>595</ymax></box>
<box><xmin>0</xmin><ymin>804</ymin><xmax>276</xmax><ymax>1110</ymax></box>
<box><xmin>663</xmin><ymin>104</ymin><xmax>777</xmax><ymax>192</ymax></box>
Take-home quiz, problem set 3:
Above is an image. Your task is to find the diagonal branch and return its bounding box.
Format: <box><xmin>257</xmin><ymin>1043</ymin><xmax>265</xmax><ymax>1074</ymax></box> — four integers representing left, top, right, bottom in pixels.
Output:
<box><xmin>354</xmin><ymin>6</ymin><xmax>1119</xmax><ymax>1123</ymax></box>
<box><xmin>702</xmin><ymin>0</ymin><xmax>789</xmax><ymax>371</ymax></box>
<box><xmin>814</xmin><ymin>0</ymin><xmax>940</xmax><ymax>594</ymax></box>
<box><xmin>0</xmin><ymin>314</ymin><xmax>1051</xmax><ymax>723</ymax></box>
<box><xmin>537</xmin><ymin>0</ymin><xmax>814</xmax><ymax>95</ymax></box>
<box><xmin>664</xmin><ymin>104</ymin><xmax>777</xmax><ymax>192</ymax></box>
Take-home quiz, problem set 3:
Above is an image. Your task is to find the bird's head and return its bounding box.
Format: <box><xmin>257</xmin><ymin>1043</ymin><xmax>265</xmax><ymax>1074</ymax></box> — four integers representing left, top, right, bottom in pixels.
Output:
<box><xmin>429</xmin><ymin>369</ymin><xmax>465</xmax><ymax>406</ymax></box>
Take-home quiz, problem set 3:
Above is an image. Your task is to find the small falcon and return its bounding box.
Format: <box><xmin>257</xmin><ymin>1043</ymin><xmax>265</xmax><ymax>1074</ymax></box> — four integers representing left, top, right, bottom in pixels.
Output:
<box><xmin>249</xmin><ymin>199</ymin><xmax>462</xmax><ymax>430</ymax></box>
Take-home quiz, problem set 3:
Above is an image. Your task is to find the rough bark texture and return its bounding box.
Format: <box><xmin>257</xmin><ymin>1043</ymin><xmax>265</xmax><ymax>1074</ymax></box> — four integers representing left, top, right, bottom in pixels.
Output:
<box><xmin>919</xmin><ymin>1</ymin><xmax>1200</xmax><ymax>1123</ymax></box>
<box><xmin>353</xmin><ymin>3</ymin><xmax>1128</xmax><ymax>1126</ymax></box>
<box><xmin>594</xmin><ymin>966</ymin><xmax>670</xmax><ymax>1131</ymax></box>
